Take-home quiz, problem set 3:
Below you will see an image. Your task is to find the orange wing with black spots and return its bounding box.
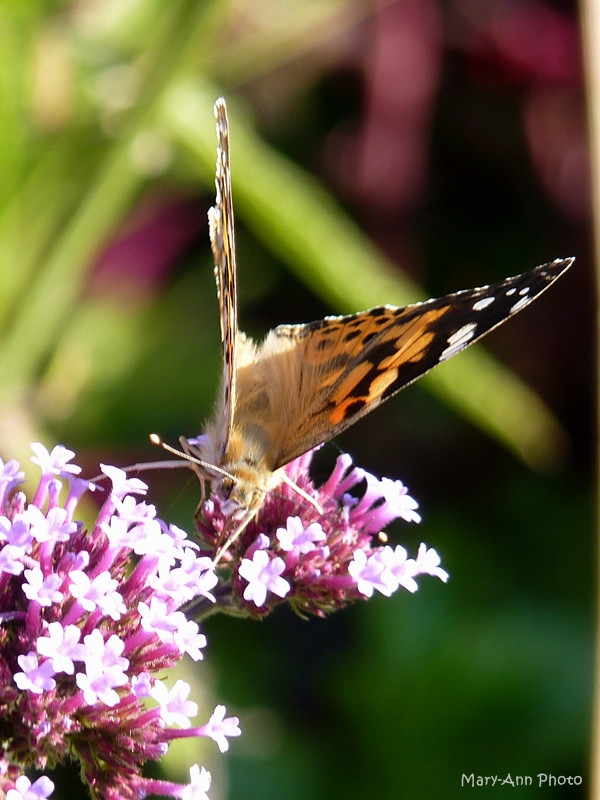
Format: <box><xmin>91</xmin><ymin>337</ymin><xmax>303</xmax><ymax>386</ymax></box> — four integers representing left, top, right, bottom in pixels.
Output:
<box><xmin>248</xmin><ymin>257</ymin><xmax>572</xmax><ymax>468</ymax></box>
<box><xmin>183</xmin><ymin>97</ymin><xmax>573</xmax><ymax>534</ymax></box>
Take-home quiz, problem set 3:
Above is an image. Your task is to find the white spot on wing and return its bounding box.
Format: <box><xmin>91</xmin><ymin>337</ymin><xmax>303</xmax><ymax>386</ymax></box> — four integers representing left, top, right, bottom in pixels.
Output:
<box><xmin>509</xmin><ymin>295</ymin><xmax>531</xmax><ymax>313</ymax></box>
<box><xmin>440</xmin><ymin>322</ymin><xmax>477</xmax><ymax>361</ymax></box>
<box><xmin>473</xmin><ymin>296</ymin><xmax>495</xmax><ymax>311</ymax></box>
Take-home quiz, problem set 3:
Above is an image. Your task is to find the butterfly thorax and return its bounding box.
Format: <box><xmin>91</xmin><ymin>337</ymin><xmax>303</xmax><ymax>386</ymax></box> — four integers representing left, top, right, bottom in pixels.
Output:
<box><xmin>189</xmin><ymin>419</ymin><xmax>282</xmax><ymax>513</ymax></box>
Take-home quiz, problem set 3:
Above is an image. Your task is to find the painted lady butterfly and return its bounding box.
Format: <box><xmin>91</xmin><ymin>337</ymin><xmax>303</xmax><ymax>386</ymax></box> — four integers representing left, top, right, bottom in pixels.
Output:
<box><xmin>174</xmin><ymin>98</ymin><xmax>572</xmax><ymax>555</ymax></box>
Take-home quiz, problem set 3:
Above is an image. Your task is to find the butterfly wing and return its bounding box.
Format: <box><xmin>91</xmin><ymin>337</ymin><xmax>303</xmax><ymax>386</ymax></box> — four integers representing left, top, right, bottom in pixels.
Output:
<box><xmin>202</xmin><ymin>102</ymin><xmax>571</xmax><ymax>482</ymax></box>
<box><xmin>243</xmin><ymin>257</ymin><xmax>572</xmax><ymax>469</ymax></box>
<box><xmin>208</xmin><ymin>98</ymin><xmax>238</xmax><ymax>458</ymax></box>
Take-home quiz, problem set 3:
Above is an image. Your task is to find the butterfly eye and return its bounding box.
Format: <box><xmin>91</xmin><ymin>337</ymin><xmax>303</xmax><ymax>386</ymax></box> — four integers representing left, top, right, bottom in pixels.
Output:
<box><xmin>216</xmin><ymin>476</ymin><xmax>235</xmax><ymax>502</ymax></box>
<box><xmin>217</xmin><ymin>477</ymin><xmax>259</xmax><ymax>515</ymax></box>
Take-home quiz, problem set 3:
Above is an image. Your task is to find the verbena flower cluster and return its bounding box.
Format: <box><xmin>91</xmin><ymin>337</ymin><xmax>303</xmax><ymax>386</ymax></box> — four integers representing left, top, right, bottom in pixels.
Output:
<box><xmin>195</xmin><ymin>448</ymin><xmax>448</xmax><ymax>619</ymax></box>
<box><xmin>0</xmin><ymin>444</ymin><xmax>239</xmax><ymax>800</ymax></box>
<box><xmin>1</xmin><ymin>442</ymin><xmax>447</xmax><ymax>800</ymax></box>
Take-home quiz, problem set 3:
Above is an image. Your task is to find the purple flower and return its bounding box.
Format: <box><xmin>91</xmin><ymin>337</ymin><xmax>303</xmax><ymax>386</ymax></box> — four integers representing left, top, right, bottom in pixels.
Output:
<box><xmin>1</xmin><ymin>439</ymin><xmax>447</xmax><ymax>799</ymax></box>
<box><xmin>194</xmin><ymin>448</ymin><xmax>447</xmax><ymax>618</ymax></box>
<box><xmin>414</xmin><ymin>542</ymin><xmax>450</xmax><ymax>582</ymax></box>
<box><xmin>238</xmin><ymin>550</ymin><xmax>290</xmax><ymax>607</ymax></box>
<box><xmin>276</xmin><ymin>516</ymin><xmax>327</xmax><ymax>554</ymax></box>
<box><xmin>30</xmin><ymin>444</ymin><xmax>81</xmax><ymax>477</ymax></box>
<box><xmin>151</xmin><ymin>679</ymin><xmax>198</xmax><ymax>728</ymax></box>
<box><xmin>0</xmin><ymin>443</ymin><xmax>230</xmax><ymax>800</ymax></box>
<box><xmin>22</xmin><ymin>567</ymin><xmax>64</xmax><ymax>606</ymax></box>
<box><xmin>13</xmin><ymin>652</ymin><xmax>57</xmax><ymax>694</ymax></box>
<box><xmin>99</xmin><ymin>464</ymin><xmax>147</xmax><ymax>498</ymax></box>
<box><xmin>35</xmin><ymin>622</ymin><xmax>85</xmax><ymax>674</ymax></box>
<box><xmin>197</xmin><ymin>705</ymin><xmax>241</xmax><ymax>753</ymax></box>
<box><xmin>68</xmin><ymin>569</ymin><xmax>125</xmax><ymax>618</ymax></box>
<box><xmin>6</xmin><ymin>775</ymin><xmax>54</xmax><ymax>800</ymax></box>
<box><xmin>181</xmin><ymin>765</ymin><xmax>211</xmax><ymax>800</ymax></box>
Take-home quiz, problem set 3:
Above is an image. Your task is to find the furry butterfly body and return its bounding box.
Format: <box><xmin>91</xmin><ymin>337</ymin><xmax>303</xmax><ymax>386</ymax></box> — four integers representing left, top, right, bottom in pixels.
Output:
<box><xmin>184</xmin><ymin>98</ymin><xmax>572</xmax><ymax>544</ymax></box>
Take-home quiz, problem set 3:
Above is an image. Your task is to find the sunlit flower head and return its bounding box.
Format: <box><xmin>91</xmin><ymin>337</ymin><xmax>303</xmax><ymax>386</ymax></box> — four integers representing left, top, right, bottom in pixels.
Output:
<box><xmin>194</xmin><ymin>448</ymin><xmax>447</xmax><ymax>619</ymax></box>
<box><xmin>0</xmin><ymin>444</ymin><xmax>237</xmax><ymax>800</ymax></box>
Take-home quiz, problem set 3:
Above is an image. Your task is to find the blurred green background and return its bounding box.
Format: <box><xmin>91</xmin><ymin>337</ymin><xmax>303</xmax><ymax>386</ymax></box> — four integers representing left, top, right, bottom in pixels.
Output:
<box><xmin>1</xmin><ymin>0</ymin><xmax>591</xmax><ymax>798</ymax></box>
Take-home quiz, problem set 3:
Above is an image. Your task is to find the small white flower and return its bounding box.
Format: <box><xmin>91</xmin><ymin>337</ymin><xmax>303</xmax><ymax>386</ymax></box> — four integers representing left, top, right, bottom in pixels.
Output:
<box><xmin>239</xmin><ymin>550</ymin><xmax>290</xmax><ymax>607</ymax></box>
<box><xmin>151</xmin><ymin>679</ymin><xmax>198</xmax><ymax>728</ymax></box>
<box><xmin>7</xmin><ymin>774</ymin><xmax>54</xmax><ymax>800</ymax></box>
<box><xmin>181</xmin><ymin>764</ymin><xmax>211</xmax><ymax>800</ymax></box>
<box><xmin>31</xmin><ymin>443</ymin><xmax>81</xmax><ymax>476</ymax></box>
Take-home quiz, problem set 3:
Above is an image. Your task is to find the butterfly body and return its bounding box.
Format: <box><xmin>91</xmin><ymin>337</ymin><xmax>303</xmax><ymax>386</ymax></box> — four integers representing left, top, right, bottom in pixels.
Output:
<box><xmin>187</xmin><ymin>98</ymin><xmax>572</xmax><ymax>552</ymax></box>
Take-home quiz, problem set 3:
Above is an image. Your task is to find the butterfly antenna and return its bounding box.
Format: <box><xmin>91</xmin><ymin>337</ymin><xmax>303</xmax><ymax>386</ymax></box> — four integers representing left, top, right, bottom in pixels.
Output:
<box><xmin>87</xmin><ymin>450</ymin><xmax>195</xmax><ymax>483</ymax></box>
<box><xmin>88</xmin><ymin>435</ymin><xmax>238</xmax><ymax>483</ymax></box>
<box><xmin>149</xmin><ymin>434</ymin><xmax>238</xmax><ymax>481</ymax></box>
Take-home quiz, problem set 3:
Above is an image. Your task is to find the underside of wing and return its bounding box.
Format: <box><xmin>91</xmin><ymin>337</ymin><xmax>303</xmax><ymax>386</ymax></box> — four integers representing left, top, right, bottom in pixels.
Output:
<box><xmin>262</xmin><ymin>257</ymin><xmax>572</xmax><ymax>468</ymax></box>
<box><xmin>209</xmin><ymin>98</ymin><xmax>238</xmax><ymax>457</ymax></box>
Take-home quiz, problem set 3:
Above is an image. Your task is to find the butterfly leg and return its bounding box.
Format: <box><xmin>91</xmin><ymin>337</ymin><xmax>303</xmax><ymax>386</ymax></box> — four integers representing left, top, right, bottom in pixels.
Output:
<box><xmin>214</xmin><ymin>501</ymin><xmax>262</xmax><ymax>564</ymax></box>
<box><xmin>279</xmin><ymin>472</ymin><xmax>324</xmax><ymax>515</ymax></box>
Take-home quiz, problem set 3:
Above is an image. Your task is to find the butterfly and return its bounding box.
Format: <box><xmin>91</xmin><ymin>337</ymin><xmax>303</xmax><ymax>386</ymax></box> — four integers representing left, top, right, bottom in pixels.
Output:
<box><xmin>175</xmin><ymin>97</ymin><xmax>572</xmax><ymax>556</ymax></box>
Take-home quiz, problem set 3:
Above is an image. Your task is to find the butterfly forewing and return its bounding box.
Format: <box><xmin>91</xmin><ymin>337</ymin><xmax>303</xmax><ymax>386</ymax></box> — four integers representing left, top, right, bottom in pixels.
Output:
<box><xmin>261</xmin><ymin>257</ymin><xmax>572</xmax><ymax>467</ymax></box>
<box><xmin>208</xmin><ymin>98</ymin><xmax>238</xmax><ymax>459</ymax></box>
